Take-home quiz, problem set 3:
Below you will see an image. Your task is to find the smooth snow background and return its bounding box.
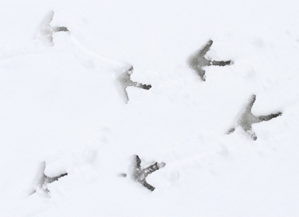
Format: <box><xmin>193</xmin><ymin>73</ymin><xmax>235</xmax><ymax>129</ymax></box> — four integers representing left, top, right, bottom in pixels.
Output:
<box><xmin>0</xmin><ymin>0</ymin><xmax>299</xmax><ymax>216</ymax></box>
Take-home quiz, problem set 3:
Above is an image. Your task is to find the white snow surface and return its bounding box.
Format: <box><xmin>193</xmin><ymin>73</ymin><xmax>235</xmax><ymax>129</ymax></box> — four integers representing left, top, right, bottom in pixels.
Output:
<box><xmin>1</xmin><ymin>0</ymin><xmax>299</xmax><ymax>216</ymax></box>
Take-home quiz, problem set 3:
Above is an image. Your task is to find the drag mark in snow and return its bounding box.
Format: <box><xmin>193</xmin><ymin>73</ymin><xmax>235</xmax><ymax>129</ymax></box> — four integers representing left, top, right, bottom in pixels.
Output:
<box><xmin>188</xmin><ymin>39</ymin><xmax>232</xmax><ymax>81</ymax></box>
<box><xmin>0</xmin><ymin>11</ymin><xmax>130</xmax><ymax>72</ymax></box>
<box><xmin>227</xmin><ymin>94</ymin><xmax>282</xmax><ymax>140</ymax></box>
<box><xmin>36</xmin><ymin>11</ymin><xmax>131</xmax><ymax>69</ymax></box>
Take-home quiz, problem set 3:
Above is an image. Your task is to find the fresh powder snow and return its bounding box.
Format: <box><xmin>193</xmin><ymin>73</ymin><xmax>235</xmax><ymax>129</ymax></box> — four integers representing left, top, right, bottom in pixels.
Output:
<box><xmin>0</xmin><ymin>0</ymin><xmax>299</xmax><ymax>216</ymax></box>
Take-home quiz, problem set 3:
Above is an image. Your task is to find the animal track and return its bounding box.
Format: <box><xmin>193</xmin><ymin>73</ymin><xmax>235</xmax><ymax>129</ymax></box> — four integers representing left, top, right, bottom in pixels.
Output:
<box><xmin>188</xmin><ymin>39</ymin><xmax>232</xmax><ymax>81</ymax></box>
<box><xmin>130</xmin><ymin>155</ymin><xmax>166</xmax><ymax>191</ymax></box>
<box><xmin>34</xmin><ymin>162</ymin><xmax>68</xmax><ymax>194</ymax></box>
<box><xmin>228</xmin><ymin>94</ymin><xmax>282</xmax><ymax>140</ymax></box>
<box><xmin>37</xmin><ymin>11</ymin><xmax>69</xmax><ymax>45</ymax></box>
<box><xmin>118</xmin><ymin>66</ymin><xmax>152</xmax><ymax>103</ymax></box>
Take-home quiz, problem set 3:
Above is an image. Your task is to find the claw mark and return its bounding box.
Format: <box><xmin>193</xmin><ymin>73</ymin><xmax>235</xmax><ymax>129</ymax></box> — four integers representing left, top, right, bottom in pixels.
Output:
<box><xmin>118</xmin><ymin>66</ymin><xmax>152</xmax><ymax>103</ymax></box>
<box><xmin>37</xmin><ymin>11</ymin><xmax>69</xmax><ymax>44</ymax></box>
<box><xmin>188</xmin><ymin>39</ymin><xmax>232</xmax><ymax>81</ymax></box>
<box><xmin>228</xmin><ymin>94</ymin><xmax>282</xmax><ymax>140</ymax></box>
<box><xmin>131</xmin><ymin>155</ymin><xmax>166</xmax><ymax>191</ymax></box>
<box><xmin>53</xmin><ymin>26</ymin><xmax>69</xmax><ymax>33</ymax></box>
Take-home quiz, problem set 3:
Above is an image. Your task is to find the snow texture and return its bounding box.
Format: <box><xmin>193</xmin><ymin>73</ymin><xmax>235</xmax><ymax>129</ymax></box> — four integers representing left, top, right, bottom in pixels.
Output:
<box><xmin>0</xmin><ymin>1</ymin><xmax>299</xmax><ymax>216</ymax></box>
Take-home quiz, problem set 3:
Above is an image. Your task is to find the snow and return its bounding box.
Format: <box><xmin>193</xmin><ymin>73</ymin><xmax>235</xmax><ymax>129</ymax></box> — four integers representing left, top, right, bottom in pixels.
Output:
<box><xmin>1</xmin><ymin>0</ymin><xmax>299</xmax><ymax>216</ymax></box>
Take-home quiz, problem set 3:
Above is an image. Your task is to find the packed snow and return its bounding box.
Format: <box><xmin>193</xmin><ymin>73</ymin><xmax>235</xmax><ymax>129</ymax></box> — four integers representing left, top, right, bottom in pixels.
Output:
<box><xmin>1</xmin><ymin>0</ymin><xmax>299</xmax><ymax>216</ymax></box>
